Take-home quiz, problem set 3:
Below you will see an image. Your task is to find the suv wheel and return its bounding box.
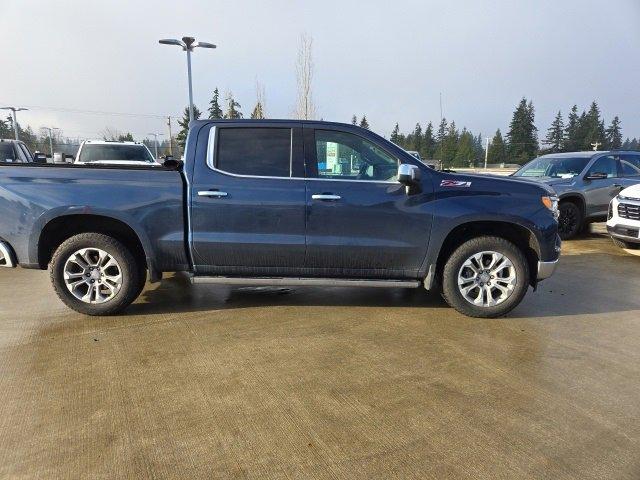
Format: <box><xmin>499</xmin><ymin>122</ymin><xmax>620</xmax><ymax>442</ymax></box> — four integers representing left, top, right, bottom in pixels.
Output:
<box><xmin>50</xmin><ymin>233</ymin><xmax>142</xmax><ymax>315</ymax></box>
<box><xmin>442</xmin><ymin>236</ymin><xmax>530</xmax><ymax>318</ymax></box>
<box><xmin>558</xmin><ymin>201</ymin><xmax>582</xmax><ymax>240</ymax></box>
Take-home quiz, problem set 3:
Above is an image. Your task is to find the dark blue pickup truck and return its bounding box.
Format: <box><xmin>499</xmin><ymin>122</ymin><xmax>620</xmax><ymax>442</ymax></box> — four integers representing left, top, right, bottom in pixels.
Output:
<box><xmin>0</xmin><ymin>120</ymin><xmax>561</xmax><ymax>318</ymax></box>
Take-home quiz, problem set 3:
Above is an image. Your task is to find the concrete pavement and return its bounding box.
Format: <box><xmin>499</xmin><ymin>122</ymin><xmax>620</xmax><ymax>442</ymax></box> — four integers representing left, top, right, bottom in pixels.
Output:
<box><xmin>0</xmin><ymin>228</ymin><xmax>639</xmax><ymax>479</ymax></box>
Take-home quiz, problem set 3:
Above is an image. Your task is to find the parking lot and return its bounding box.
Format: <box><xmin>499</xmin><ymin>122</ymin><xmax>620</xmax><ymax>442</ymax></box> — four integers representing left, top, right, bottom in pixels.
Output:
<box><xmin>0</xmin><ymin>225</ymin><xmax>639</xmax><ymax>479</ymax></box>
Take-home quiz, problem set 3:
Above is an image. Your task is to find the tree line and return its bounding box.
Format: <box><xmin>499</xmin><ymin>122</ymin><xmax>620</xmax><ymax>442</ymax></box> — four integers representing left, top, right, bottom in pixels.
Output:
<box><xmin>388</xmin><ymin>98</ymin><xmax>634</xmax><ymax>167</ymax></box>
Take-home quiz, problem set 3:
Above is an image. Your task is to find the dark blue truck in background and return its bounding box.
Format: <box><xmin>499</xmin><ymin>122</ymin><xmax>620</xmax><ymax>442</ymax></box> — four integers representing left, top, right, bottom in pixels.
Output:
<box><xmin>0</xmin><ymin>120</ymin><xmax>561</xmax><ymax>317</ymax></box>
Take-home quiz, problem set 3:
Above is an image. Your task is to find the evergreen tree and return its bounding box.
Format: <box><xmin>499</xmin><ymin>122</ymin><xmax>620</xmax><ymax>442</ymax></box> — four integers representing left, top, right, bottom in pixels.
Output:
<box><xmin>437</xmin><ymin>121</ymin><xmax>458</xmax><ymax>166</ymax></box>
<box><xmin>390</xmin><ymin>123</ymin><xmax>400</xmax><ymax>144</ymax></box>
<box><xmin>488</xmin><ymin>129</ymin><xmax>508</xmax><ymax>165</ymax></box>
<box><xmin>412</xmin><ymin>123</ymin><xmax>422</xmax><ymax>153</ymax></box>
<box><xmin>564</xmin><ymin>105</ymin><xmax>580</xmax><ymax>151</ymax></box>
<box><xmin>118</xmin><ymin>132</ymin><xmax>134</xmax><ymax>142</ymax></box>
<box><xmin>176</xmin><ymin>106</ymin><xmax>202</xmax><ymax>149</ymax></box>
<box><xmin>359</xmin><ymin>116</ymin><xmax>370</xmax><ymax>130</ymax></box>
<box><xmin>208</xmin><ymin>88</ymin><xmax>223</xmax><ymax>119</ymax></box>
<box><xmin>224</xmin><ymin>92</ymin><xmax>243</xmax><ymax>119</ymax></box>
<box><xmin>544</xmin><ymin>111</ymin><xmax>565</xmax><ymax>153</ymax></box>
<box><xmin>473</xmin><ymin>134</ymin><xmax>485</xmax><ymax>162</ymax></box>
<box><xmin>605</xmin><ymin>116</ymin><xmax>622</xmax><ymax>149</ymax></box>
<box><xmin>351</xmin><ymin>115</ymin><xmax>357</xmax><ymax>125</ymax></box>
<box><xmin>454</xmin><ymin>129</ymin><xmax>475</xmax><ymax>167</ymax></box>
<box><xmin>507</xmin><ymin>98</ymin><xmax>538</xmax><ymax>164</ymax></box>
<box><xmin>422</xmin><ymin>122</ymin><xmax>436</xmax><ymax>159</ymax></box>
<box><xmin>582</xmin><ymin>101</ymin><xmax>606</xmax><ymax>150</ymax></box>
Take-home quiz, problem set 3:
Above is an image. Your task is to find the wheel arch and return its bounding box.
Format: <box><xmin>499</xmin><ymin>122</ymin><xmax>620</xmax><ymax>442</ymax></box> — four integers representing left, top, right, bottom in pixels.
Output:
<box><xmin>34</xmin><ymin>212</ymin><xmax>155</xmax><ymax>278</ymax></box>
<box><xmin>433</xmin><ymin>220</ymin><xmax>540</xmax><ymax>289</ymax></box>
<box><xmin>558</xmin><ymin>193</ymin><xmax>586</xmax><ymax>216</ymax></box>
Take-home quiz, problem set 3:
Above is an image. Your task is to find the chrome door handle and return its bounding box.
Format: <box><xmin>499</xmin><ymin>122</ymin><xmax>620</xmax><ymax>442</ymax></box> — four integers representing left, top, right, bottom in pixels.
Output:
<box><xmin>198</xmin><ymin>190</ymin><xmax>228</xmax><ymax>198</ymax></box>
<box><xmin>312</xmin><ymin>194</ymin><xmax>341</xmax><ymax>201</ymax></box>
<box><xmin>612</xmin><ymin>184</ymin><xmax>623</xmax><ymax>188</ymax></box>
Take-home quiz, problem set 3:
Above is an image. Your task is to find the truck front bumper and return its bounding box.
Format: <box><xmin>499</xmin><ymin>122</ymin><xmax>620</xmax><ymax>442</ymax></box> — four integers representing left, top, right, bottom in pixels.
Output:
<box><xmin>537</xmin><ymin>259</ymin><xmax>559</xmax><ymax>280</ymax></box>
<box><xmin>0</xmin><ymin>241</ymin><xmax>17</xmax><ymax>268</ymax></box>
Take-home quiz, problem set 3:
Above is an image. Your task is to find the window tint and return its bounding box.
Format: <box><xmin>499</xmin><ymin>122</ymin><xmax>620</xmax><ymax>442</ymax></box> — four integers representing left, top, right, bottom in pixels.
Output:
<box><xmin>0</xmin><ymin>143</ymin><xmax>17</xmax><ymax>163</ymax></box>
<box><xmin>314</xmin><ymin>130</ymin><xmax>398</xmax><ymax>181</ymax></box>
<box><xmin>216</xmin><ymin>128</ymin><xmax>291</xmax><ymax>177</ymax></box>
<box><xmin>586</xmin><ymin>155</ymin><xmax>618</xmax><ymax>178</ymax></box>
<box><xmin>620</xmin><ymin>155</ymin><xmax>640</xmax><ymax>177</ymax></box>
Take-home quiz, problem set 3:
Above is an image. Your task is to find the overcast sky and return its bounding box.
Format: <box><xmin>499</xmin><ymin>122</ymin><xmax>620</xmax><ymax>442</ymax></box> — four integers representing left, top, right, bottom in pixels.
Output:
<box><xmin>1</xmin><ymin>0</ymin><xmax>638</xmax><ymax>142</ymax></box>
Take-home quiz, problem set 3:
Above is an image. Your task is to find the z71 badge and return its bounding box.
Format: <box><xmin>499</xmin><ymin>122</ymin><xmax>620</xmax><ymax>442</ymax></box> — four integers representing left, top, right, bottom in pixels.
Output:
<box><xmin>440</xmin><ymin>180</ymin><xmax>472</xmax><ymax>187</ymax></box>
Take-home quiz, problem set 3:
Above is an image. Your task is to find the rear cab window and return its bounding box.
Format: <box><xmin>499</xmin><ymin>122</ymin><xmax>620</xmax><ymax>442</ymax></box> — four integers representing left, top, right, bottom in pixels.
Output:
<box><xmin>214</xmin><ymin>127</ymin><xmax>293</xmax><ymax>177</ymax></box>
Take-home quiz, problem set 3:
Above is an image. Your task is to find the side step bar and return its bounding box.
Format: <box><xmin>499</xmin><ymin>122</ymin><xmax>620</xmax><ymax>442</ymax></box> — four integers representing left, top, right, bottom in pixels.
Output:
<box><xmin>0</xmin><ymin>241</ymin><xmax>17</xmax><ymax>268</ymax></box>
<box><xmin>191</xmin><ymin>276</ymin><xmax>420</xmax><ymax>288</ymax></box>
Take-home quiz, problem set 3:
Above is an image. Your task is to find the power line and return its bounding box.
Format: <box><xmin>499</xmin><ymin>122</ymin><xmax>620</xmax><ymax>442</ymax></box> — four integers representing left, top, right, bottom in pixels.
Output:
<box><xmin>0</xmin><ymin>102</ymin><xmax>178</xmax><ymax>119</ymax></box>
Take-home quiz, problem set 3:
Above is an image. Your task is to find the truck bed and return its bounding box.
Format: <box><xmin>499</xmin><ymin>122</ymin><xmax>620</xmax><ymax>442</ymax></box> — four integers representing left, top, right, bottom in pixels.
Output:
<box><xmin>0</xmin><ymin>163</ymin><xmax>189</xmax><ymax>272</ymax></box>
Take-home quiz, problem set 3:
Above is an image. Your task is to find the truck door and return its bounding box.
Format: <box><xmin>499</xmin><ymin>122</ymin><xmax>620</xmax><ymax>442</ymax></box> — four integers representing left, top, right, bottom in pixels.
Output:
<box><xmin>303</xmin><ymin>125</ymin><xmax>433</xmax><ymax>278</ymax></box>
<box><xmin>583</xmin><ymin>155</ymin><xmax>623</xmax><ymax>217</ymax></box>
<box><xmin>190</xmin><ymin>123</ymin><xmax>307</xmax><ymax>275</ymax></box>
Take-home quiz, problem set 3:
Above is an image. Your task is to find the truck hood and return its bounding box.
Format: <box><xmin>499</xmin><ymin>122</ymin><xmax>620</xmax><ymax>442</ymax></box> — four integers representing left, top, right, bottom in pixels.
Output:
<box><xmin>441</xmin><ymin>171</ymin><xmax>557</xmax><ymax>196</ymax></box>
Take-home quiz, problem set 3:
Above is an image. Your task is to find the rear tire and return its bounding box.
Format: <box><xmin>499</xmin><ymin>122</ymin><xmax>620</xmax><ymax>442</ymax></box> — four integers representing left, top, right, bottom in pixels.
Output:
<box><xmin>49</xmin><ymin>233</ymin><xmax>142</xmax><ymax>315</ymax></box>
<box><xmin>558</xmin><ymin>201</ymin><xmax>583</xmax><ymax>240</ymax></box>
<box><xmin>441</xmin><ymin>236</ymin><xmax>530</xmax><ymax>318</ymax></box>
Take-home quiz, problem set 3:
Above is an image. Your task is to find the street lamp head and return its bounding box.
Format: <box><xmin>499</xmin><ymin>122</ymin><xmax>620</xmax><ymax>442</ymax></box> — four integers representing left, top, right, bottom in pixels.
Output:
<box><xmin>159</xmin><ymin>38</ymin><xmax>186</xmax><ymax>49</ymax></box>
<box><xmin>194</xmin><ymin>41</ymin><xmax>217</xmax><ymax>49</ymax></box>
<box><xmin>181</xmin><ymin>37</ymin><xmax>196</xmax><ymax>49</ymax></box>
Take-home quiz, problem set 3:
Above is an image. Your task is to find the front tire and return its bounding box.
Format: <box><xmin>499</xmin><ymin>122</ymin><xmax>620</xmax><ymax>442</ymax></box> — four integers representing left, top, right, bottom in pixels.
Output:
<box><xmin>49</xmin><ymin>233</ymin><xmax>142</xmax><ymax>315</ymax></box>
<box><xmin>441</xmin><ymin>236</ymin><xmax>530</xmax><ymax>318</ymax></box>
<box><xmin>558</xmin><ymin>201</ymin><xmax>583</xmax><ymax>240</ymax></box>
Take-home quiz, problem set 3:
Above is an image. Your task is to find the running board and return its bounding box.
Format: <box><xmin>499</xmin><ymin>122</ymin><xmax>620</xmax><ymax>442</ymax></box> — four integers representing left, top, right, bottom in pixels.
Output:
<box><xmin>190</xmin><ymin>276</ymin><xmax>420</xmax><ymax>288</ymax></box>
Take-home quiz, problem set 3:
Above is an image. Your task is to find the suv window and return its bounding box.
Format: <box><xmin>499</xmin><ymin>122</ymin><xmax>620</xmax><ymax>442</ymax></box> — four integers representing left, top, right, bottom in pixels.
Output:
<box><xmin>586</xmin><ymin>155</ymin><xmax>619</xmax><ymax>178</ymax></box>
<box><xmin>216</xmin><ymin>128</ymin><xmax>291</xmax><ymax>177</ymax></box>
<box><xmin>314</xmin><ymin>130</ymin><xmax>398</xmax><ymax>181</ymax></box>
<box><xmin>0</xmin><ymin>143</ymin><xmax>17</xmax><ymax>163</ymax></box>
<box><xmin>620</xmin><ymin>154</ymin><xmax>640</xmax><ymax>177</ymax></box>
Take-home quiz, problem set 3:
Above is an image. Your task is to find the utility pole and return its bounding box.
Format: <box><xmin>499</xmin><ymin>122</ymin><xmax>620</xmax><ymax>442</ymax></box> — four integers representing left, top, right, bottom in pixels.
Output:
<box><xmin>43</xmin><ymin>127</ymin><xmax>60</xmax><ymax>157</ymax></box>
<box><xmin>147</xmin><ymin>133</ymin><xmax>163</xmax><ymax>159</ymax></box>
<box><xmin>1</xmin><ymin>107</ymin><xmax>28</xmax><ymax>140</ymax></box>
<box><xmin>591</xmin><ymin>141</ymin><xmax>602</xmax><ymax>151</ymax></box>
<box><xmin>166</xmin><ymin>116</ymin><xmax>173</xmax><ymax>155</ymax></box>
<box><xmin>484</xmin><ymin>137</ymin><xmax>490</xmax><ymax>169</ymax></box>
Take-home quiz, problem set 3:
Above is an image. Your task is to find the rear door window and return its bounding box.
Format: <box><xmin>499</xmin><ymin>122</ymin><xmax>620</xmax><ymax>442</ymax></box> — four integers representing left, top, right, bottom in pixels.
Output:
<box><xmin>586</xmin><ymin>155</ymin><xmax>619</xmax><ymax>178</ymax></box>
<box><xmin>215</xmin><ymin>128</ymin><xmax>291</xmax><ymax>177</ymax></box>
<box><xmin>620</xmin><ymin>154</ymin><xmax>640</xmax><ymax>177</ymax></box>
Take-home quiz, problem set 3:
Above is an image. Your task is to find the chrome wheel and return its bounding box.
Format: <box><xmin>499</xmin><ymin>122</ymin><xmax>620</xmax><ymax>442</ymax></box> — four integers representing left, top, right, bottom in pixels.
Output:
<box><xmin>63</xmin><ymin>248</ymin><xmax>122</xmax><ymax>304</ymax></box>
<box><xmin>457</xmin><ymin>251</ymin><xmax>517</xmax><ymax>307</ymax></box>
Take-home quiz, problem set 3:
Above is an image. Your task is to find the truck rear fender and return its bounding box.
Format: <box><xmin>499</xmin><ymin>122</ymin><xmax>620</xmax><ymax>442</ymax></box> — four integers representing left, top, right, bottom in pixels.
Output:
<box><xmin>32</xmin><ymin>210</ymin><xmax>158</xmax><ymax>281</ymax></box>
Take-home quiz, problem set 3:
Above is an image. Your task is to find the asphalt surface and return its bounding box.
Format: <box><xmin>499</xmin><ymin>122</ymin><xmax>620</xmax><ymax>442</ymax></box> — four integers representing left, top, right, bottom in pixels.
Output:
<box><xmin>1</xmin><ymin>226</ymin><xmax>639</xmax><ymax>479</ymax></box>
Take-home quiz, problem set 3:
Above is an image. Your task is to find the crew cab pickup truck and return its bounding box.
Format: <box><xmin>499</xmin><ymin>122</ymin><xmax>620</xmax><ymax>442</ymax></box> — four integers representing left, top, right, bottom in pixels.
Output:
<box><xmin>0</xmin><ymin>120</ymin><xmax>561</xmax><ymax>318</ymax></box>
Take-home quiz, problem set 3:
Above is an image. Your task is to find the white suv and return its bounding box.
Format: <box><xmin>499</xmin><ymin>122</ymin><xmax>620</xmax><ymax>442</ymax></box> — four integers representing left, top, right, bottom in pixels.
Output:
<box><xmin>607</xmin><ymin>184</ymin><xmax>640</xmax><ymax>249</ymax></box>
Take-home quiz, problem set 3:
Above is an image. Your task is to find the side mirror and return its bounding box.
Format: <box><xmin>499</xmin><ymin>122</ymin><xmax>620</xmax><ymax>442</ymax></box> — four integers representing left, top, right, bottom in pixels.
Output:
<box><xmin>33</xmin><ymin>152</ymin><xmax>48</xmax><ymax>164</ymax></box>
<box><xmin>398</xmin><ymin>164</ymin><xmax>420</xmax><ymax>185</ymax></box>
<box><xmin>585</xmin><ymin>172</ymin><xmax>608</xmax><ymax>181</ymax></box>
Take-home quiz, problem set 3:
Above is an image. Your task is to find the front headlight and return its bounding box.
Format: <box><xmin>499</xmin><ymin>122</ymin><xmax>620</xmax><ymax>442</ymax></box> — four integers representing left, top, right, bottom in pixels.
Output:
<box><xmin>542</xmin><ymin>195</ymin><xmax>559</xmax><ymax>220</ymax></box>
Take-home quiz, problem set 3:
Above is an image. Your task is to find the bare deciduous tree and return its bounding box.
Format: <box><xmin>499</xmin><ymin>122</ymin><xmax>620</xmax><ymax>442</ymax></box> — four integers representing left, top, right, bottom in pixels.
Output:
<box><xmin>251</xmin><ymin>79</ymin><xmax>267</xmax><ymax>119</ymax></box>
<box><xmin>294</xmin><ymin>33</ymin><xmax>317</xmax><ymax>120</ymax></box>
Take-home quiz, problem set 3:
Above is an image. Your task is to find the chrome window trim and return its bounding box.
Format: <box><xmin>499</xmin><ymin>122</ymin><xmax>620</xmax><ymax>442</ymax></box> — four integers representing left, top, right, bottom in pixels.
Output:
<box><xmin>204</xmin><ymin>125</ymin><xmax>401</xmax><ymax>185</ymax></box>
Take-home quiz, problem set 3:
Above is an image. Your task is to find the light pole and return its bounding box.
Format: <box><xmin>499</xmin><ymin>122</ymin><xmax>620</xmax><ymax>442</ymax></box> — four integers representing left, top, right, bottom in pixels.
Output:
<box><xmin>147</xmin><ymin>132</ymin><xmax>163</xmax><ymax>159</ymax></box>
<box><xmin>43</xmin><ymin>127</ymin><xmax>60</xmax><ymax>158</ymax></box>
<box><xmin>484</xmin><ymin>137</ymin><xmax>490</xmax><ymax>169</ymax></box>
<box><xmin>159</xmin><ymin>36</ymin><xmax>217</xmax><ymax>122</ymax></box>
<box><xmin>1</xmin><ymin>107</ymin><xmax>28</xmax><ymax>140</ymax></box>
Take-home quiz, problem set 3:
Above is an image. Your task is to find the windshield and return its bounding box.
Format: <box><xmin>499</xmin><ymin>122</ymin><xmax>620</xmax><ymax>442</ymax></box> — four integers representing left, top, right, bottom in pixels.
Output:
<box><xmin>514</xmin><ymin>156</ymin><xmax>590</xmax><ymax>178</ymax></box>
<box><xmin>78</xmin><ymin>144</ymin><xmax>154</xmax><ymax>163</ymax></box>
